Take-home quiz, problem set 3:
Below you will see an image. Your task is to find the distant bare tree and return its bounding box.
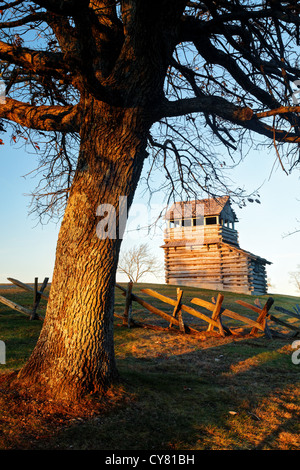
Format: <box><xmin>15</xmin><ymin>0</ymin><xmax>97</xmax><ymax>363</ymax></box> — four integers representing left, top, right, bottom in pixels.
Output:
<box><xmin>118</xmin><ymin>243</ymin><xmax>161</xmax><ymax>283</ymax></box>
<box><xmin>267</xmin><ymin>277</ymin><xmax>275</xmax><ymax>291</ymax></box>
<box><xmin>289</xmin><ymin>266</ymin><xmax>300</xmax><ymax>293</ymax></box>
<box><xmin>283</xmin><ymin>202</ymin><xmax>300</xmax><ymax>237</ymax></box>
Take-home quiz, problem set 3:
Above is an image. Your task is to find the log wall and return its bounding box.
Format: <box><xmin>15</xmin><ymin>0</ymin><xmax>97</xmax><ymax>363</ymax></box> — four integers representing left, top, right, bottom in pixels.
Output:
<box><xmin>164</xmin><ymin>224</ymin><xmax>239</xmax><ymax>246</ymax></box>
<box><xmin>163</xmin><ymin>241</ymin><xmax>268</xmax><ymax>295</ymax></box>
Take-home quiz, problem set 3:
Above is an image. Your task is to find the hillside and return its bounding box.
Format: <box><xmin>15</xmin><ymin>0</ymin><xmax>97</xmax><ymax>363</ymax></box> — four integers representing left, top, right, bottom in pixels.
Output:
<box><xmin>0</xmin><ymin>282</ymin><xmax>299</xmax><ymax>450</ymax></box>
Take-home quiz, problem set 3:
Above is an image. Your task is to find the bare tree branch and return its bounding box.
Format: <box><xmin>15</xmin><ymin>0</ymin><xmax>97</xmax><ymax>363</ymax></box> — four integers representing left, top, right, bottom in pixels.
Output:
<box><xmin>31</xmin><ymin>0</ymin><xmax>88</xmax><ymax>15</ymax></box>
<box><xmin>0</xmin><ymin>98</ymin><xmax>81</xmax><ymax>132</ymax></box>
<box><xmin>0</xmin><ymin>40</ymin><xmax>69</xmax><ymax>78</ymax></box>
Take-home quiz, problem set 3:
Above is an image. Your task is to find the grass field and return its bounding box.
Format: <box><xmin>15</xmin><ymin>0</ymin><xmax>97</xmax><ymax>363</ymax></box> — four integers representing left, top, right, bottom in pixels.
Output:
<box><xmin>0</xmin><ymin>282</ymin><xmax>300</xmax><ymax>450</ymax></box>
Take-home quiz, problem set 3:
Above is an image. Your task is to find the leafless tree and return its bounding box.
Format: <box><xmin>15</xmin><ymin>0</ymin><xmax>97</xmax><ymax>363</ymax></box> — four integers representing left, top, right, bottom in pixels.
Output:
<box><xmin>0</xmin><ymin>0</ymin><xmax>300</xmax><ymax>400</ymax></box>
<box><xmin>289</xmin><ymin>266</ymin><xmax>300</xmax><ymax>293</ymax></box>
<box><xmin>118</xmin><ymin>243</ymin><xmax>161</xmax><ymax>283</ymax></box>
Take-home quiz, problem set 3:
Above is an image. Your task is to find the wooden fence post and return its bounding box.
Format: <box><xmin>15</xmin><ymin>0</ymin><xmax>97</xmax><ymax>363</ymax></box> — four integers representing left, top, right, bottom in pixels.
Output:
<box><xmin>31</xmin><ymin>277</ymin><xmax>49</xmax><ymax>320</ymax></box>
<box><xmin>31</xmin><ymin>277</ymin><xmax>39</xmax><ymax>320</ymax></box>
<box><xmin>123</xmin><ymin>281</ymin><xmax>133</xmax><ymax>327</ymax></box>
<box><xmin>251</xmin><ymin>297</ymin><xmax>274</xmax><ymax>337</ymax></box>
<box><xmin>169</xmin><ymin>288</ymin><xmax>184</xmax><ymax>332</ymax></box>
<box><xmin>207</xmin><ymin>293</ymin><xmax>225</xmax><ymax>337</ymax></box>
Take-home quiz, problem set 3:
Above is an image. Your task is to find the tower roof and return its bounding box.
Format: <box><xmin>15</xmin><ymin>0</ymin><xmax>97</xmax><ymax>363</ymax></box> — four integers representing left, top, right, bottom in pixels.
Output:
<box><xmin>165</xmin><ymin>196</ymin><xmax>238</xmax><ymax>221</ymax></box>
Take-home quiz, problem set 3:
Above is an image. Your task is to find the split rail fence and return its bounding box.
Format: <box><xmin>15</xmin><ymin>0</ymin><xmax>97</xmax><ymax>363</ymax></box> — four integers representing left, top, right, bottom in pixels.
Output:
<box><xmin>0</xmin><ymin>277</ymin><xmax>299</xmax><ymax>340</ymax></box>
<box><xmin>115</xmin><ymin>282</ymin><xmax>300</xmax><ymax>339</ymax></box>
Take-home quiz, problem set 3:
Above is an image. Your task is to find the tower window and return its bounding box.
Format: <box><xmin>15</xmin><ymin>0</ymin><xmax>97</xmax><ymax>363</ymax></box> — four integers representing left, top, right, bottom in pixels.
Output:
<box><xmin>182</xmin><ymin>219</ymin><xmax>192</xmax><ymax>227</ymax></box>
<box><xmin>205</xmin><ymin>217</ymin><xmax>217</xmax><ymax>225</ymax></box>
<box><xmin>193</xmin><ymin>217</ymin><xmax>204</xmax><ymax>226</ymax></box>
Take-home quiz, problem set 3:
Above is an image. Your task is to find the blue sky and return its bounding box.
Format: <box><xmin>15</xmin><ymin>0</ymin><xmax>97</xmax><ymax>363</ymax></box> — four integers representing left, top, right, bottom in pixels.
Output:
<box><xmin>0</xmin><ymin>130</ymin><xmax>299</xmax><ymax>297</ymax></box>
<box><xmin>0</xmin><ymin>134</ymin><xmax>60</xmax><ymax>285</ymax></box>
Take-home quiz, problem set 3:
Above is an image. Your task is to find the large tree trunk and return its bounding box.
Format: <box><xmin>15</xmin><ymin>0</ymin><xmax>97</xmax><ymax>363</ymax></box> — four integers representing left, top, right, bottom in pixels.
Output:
<box><xmin>17</xmin><ymin>99</ymin><xmax>150</xmax><ymax>400</ymax></box>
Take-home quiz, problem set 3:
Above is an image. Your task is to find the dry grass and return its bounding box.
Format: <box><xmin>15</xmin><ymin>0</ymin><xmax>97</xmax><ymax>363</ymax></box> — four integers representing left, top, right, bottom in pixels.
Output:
<box><xmin>0</xmin><ymin>371</ymin><xmax>131</xmax><ymax>449</ymax></box>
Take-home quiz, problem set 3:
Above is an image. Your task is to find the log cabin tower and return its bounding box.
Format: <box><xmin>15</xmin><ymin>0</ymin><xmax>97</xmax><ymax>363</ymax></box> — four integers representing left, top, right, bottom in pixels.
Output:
<box><xmin>162</xmin><ymin>196</ymin><xmax>271</xmax><ymax>295</ymax></box>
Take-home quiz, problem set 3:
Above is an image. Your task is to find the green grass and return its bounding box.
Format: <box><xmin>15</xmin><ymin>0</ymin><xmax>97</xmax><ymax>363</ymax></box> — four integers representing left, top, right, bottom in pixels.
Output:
<box><xmin>0</xmin><ymin>282</ymin><xmax>300</xmax><ymax>450</ymax></box>
<box><xmin>0</xmin><ymin>288</ymin><xmax>47</xmax><ymax>369</ymax></box>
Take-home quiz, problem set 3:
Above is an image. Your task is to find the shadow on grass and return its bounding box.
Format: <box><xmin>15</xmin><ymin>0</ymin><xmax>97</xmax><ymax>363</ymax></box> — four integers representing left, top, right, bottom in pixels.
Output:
<box><xmin>35</xmin><ymin>332</ymin><xmax>300</xmax><ymax>451</ymax></box>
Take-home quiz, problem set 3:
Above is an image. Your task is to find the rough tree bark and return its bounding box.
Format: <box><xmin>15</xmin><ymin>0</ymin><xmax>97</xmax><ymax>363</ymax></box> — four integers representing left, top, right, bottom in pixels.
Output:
<box><xmin>18</xmin><ymin>98</ymin><xmax>151</xmax><ymax>399</ymax></box>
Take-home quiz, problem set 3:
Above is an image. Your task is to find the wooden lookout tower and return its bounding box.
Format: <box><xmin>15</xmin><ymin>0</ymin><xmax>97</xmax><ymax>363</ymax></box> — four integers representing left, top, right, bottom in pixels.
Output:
<box><xmin>162</xmin><ymin>196</ymin><xmax>271</xmax><ymax>295</ymax></box>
